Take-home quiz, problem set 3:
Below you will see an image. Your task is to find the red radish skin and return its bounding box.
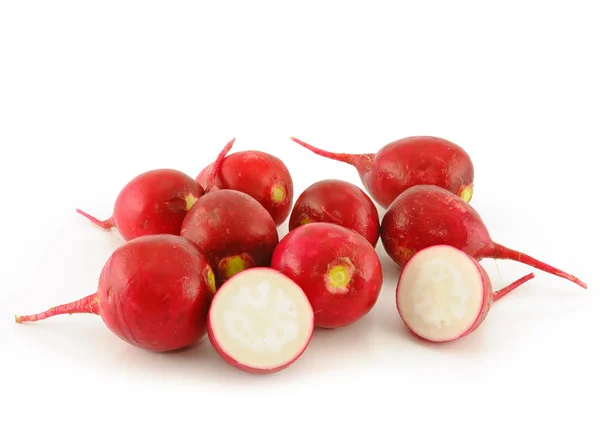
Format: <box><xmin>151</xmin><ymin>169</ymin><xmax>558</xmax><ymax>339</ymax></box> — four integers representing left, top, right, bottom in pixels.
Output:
<box><xmin>288</xmin><ymin>179</ymin><xmax>380</xmax><ymax>247</ymax></box>
<box><xmin>290</xmin><ymin>136</ymin><xmax>474</xmax><ymax>209</ymax></box>
<box><xmin>381</xmin><ymin>184</ymin><xmax>587</xmax><ymax>289</ymax></box>
<box><xmin>207</xmin><ymin>268</ymin><xmax>314</xmax><ymax>374</ymax></box>
<box><xmin>271</xmin><ymin>222</ymin><xmax>383</xmax><ymax>328</ymax></box>
<box><xmin>196</xmin><ymin>150</ymin><xmax>293</xmax><ymax>226</ymax></box>
<box><xmin>182</xmin><ymin>141</ymin><xmax>279</xmax><ymax>288</ymax></box>
<box><xmin>15</xmin><ymin>234</ymin><xmax>216</xmax><ymax>352</ymax></box>
<box><xmin>396</xmin><ymin>245</ymin><xmax>535</xmax><ymax>342</ymax></box>
<box><xmin>76</xmin><ymin>168</ymin><xmax>203</xmax><ymax>241</ymax></box>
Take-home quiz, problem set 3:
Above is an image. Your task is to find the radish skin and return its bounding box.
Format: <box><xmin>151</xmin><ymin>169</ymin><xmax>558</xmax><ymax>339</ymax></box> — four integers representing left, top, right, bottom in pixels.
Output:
<box><xmin>207</xmin><ymin>268</ymin><xmax>314</xmax><ymax>374</ymax></box>
<box><xmin>381</xmin><ymin>185</ymin><xmax>587</xmax><ymax>289</ymax></box>
<box><xmin>288</xmin><ymin>179</ymin><xmax>380</xmax><ymax>247</ymax></box>
<box><xmin>182</xmin><ymin>140</ymin><xmax>279</xmax><ymax>287</ymax></box>
<box><xmin>271</xmin><ymin>223</ymin><xmax>383</xmax><ymax>328</ymax></box>
<box><xmin>290</xmin><ymin>136</ymin><xmax>474</xmax><ymax>208</ymax></box>
<box><xmin>396</xmin><ymin>245</ymin><xmax>535</xmax><ymax>342</ymax></box>
<box><xmin>15</xmin><ymin>235</ymin><xmax>216</xmax><ymax>352</ymax></box>
<box><xmin>76</xmin><ymin>168</ymin><xmax>204</xmax><ymax>241</ymax></box>
<box><xmin>196</xmin><ymin>150</ymin><xmax>294</xmax><ymax>226</ymax></box>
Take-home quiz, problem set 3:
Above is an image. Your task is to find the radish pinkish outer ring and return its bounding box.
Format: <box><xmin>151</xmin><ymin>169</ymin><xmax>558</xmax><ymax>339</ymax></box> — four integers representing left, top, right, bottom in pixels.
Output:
<box><xmin>206</xmin><ymin>267</ymin><xmax>315</xmax><ymax>374</ymax></box>
<box><xmin>395</xmin><ymin>245</ymin><xmax>487</xmax><ymax>343</ymax></box>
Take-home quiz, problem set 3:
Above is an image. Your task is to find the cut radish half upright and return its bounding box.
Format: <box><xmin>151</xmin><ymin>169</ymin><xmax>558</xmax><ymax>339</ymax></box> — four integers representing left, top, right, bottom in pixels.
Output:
<box><xmin>207</xmin><ymin>268</ymin><xmax>314</xmax><ymax>373</ymax></box>
<box><xmin>396</xmin><ymin>245</ymin><xmax>535</xmax><ymax>343</ymax></box>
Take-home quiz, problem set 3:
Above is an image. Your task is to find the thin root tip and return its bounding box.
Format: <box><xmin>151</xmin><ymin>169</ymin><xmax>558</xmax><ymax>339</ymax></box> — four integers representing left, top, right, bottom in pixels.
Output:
<box><xmin>564</xmin><ymin>273</ymin><xmax>588</xmax><ymax>289</ymax></box>
<box><xmin>15</xmin><ymin>315</ymin><xmax>23</xmax><ymax>323</ymax></box>
<box><xmin>74</xmin><ymin>209</ymin><xmax>113</xmax><ymax>229</ymax></box>
<box><xmin>219</xmin><ymin>137</ymin><xmax>236</xmax><ymax>156</ymax></box>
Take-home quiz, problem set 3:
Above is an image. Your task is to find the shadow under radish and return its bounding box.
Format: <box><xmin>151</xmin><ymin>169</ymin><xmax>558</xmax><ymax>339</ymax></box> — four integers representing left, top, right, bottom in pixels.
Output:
<box><xmin>106</xmin><ymin>335</ymin><xmax>281</xmax><ymax>383</ymax></box>
<box><xmin>377</xmin><ymin>246</ymin><xmax>401</xmax><ymax>287</ymax></box>
<box><xmin>375</xmin><ymin>294</ymin><xmax>493</xmax><ymax>357</ymax></box>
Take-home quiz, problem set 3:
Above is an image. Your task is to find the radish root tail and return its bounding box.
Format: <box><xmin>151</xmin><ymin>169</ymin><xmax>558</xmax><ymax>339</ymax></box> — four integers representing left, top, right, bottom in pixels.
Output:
<box><xmin>76</xmin><ymin>209</ymin><xmax>114</xmax><ymax>230</ymax></box>
<box><xmin>206</xmin><ymin>137</ymin><xmax>235</xmax><ymax>192</ymax></box>
<box><xmin>492</xmin><ymin>243</ymin><xmax>587</xmax><ymax>289</ymax></box>
<box><xmin>492</xmin><ymin>272</ymin><xmax>535</xmax><ymax>302</ymax></box>
<box><xmin>15</xmin><ymin>293</ymin><xmax>100</xmax><ymax>323</ymax></box>
<box><xmin>290</xmin><ymin>137</ymin><xmax>363</xmax><ymax>167</ymax></box>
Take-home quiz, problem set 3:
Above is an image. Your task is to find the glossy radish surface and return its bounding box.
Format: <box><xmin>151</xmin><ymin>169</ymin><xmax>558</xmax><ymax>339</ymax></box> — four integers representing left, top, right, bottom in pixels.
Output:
<box><xmin>15</xmin><ymin>234</ymin><xmax>216</xmax><ymax>352</ymax></box>
<box><xmin>381</xmin><ymin>185</ymin><xmax>587</xmax><ymax>289</ymax></box>
<box><xmin>288</xmin><ymin>179</ymin><xmax>380</xmax><ymax>247</ymax></box>
<box><xmin>182</xmin><ymin>140</ymin><xmax>279</xmax><ymax>287</ymax></box>
<box><xmin>291</xmin><ymin>135</ymin><xmax>474</xmax><ymax>208</ymax></box>
<box><xmin>207</xmin><ymin>268</ymin><xmax>314</xmax><ymax>374</ymax></box>
<box><xmin>271</xmin><ymin>223</ymin><xmax>383</xmax><ymax>328</ymax></box>
<box><xmin>396</xmin><ymin>245</ymin><xmax>535</xmax><ymax>342</ymax></box>
<box><xmin>196</xmin><ymin>150</ymin><xmax>293</xmax><ymax>226</ymax></box>
<box><xmin>76</xmin><ymin>168</ymin><xmax>203</xmax><ymax>241</ymax></box>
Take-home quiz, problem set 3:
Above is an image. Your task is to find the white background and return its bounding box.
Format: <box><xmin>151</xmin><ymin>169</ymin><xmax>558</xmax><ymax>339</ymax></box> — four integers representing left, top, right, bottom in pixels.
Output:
<box><xmin>1</xmin><ymin>1</ymin><xmax>598</xmax><ymax>427</ymax></box>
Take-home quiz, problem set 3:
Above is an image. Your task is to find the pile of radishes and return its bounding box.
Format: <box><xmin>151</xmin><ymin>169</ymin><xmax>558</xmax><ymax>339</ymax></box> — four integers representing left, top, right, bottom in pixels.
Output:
<box><xmin>15</xmin><ymin>135</ymin><xmax>587</xmax><ymax>374</ymax></box>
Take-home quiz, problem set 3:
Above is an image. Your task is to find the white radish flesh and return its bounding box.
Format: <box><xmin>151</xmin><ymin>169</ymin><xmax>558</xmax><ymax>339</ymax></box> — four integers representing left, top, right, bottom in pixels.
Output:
<box><xmin>207</xmin><ymin>268</ymin><xmax>314</xmax><ymax>373</ymax></box>
<box><xmin>396</xmin><ymin>245</ymin><xmax>535</xmax><ymax>342</ymax></box>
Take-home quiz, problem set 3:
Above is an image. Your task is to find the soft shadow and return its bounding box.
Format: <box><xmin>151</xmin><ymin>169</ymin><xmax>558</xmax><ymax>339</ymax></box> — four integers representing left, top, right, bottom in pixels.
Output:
<box><xmin>109</xmin><ymin>336</ymin><xmax>307</xmax><ymax>382</ymax></box>
<box><xmin>292</xmin><ymin>315</ymin><xmax>382</xmax><ymax>371</ymax></box>
<box><xmin>276</xmin><ymin>223</ymin><xmax>290</xmax><ymax>241</ymax></box>
<box><xmin>375</xmin><ymin>301</ymin><xmax>492</xmax><ymax>356</ymax></box>
<box><xmin>104</xmin><ymin>229</ymin><xmax>126</xmax><ymax>249</ymax></box>
<box><xmin>376</xmin><ymin>244</ymin><xmax>401</xmax><ymax>286</ymax></box>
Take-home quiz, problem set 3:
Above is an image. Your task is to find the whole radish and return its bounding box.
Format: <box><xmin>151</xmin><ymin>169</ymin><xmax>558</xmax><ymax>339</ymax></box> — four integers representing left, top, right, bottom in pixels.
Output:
<box><xmin>288</xmin><ymin>179</ymin><xmax>380</xmax><ymax>247</ymax></box>
<box><xmin>271</xmin><ymin>222</ymin><xmax>383</xmax><ymax>328</ymax></box>
<box><xmin>196</xmin><ymin>150</ymin><xmax>293</xmax><ymax>226</ymax></box>
<box><xmin>76</xmin><ymin>168</ymin><xmax>203</xmax><ymax>241</ymax></box>
<box><xmin>181</xmin><ymin>140</ymin><xmax>279</xmax><ymax>288</ymax></box>
<box><xmin>381</xmin><ymin>184</ymin><xmax>587</xmax><ymax>289</ymax></box>
<box><xmin>290</xmin><ymin>136</ymin><xmax>474</xmax><ymax>209</ymax></box>
<box><xmin>207</xmin><ymin>268</ymin><xmax>314</xmax><ymax>374</ymax></box>
<box><xmin>15</xmin><ymin>234</ymin><xmax>216</xmax><ymax>352</ymax></box>
<box><xmin>396</xmin><ymin>245</ymin><xmax>535</xmax><ymax>342</ymax></box>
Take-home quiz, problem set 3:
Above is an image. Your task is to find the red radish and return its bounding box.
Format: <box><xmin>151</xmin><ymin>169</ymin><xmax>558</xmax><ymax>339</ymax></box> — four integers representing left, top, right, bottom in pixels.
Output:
<box><xmin>196</xmin><ymin>150</ymin><xmax>293</xmax><ymax>226</ymax></box>
<box><xmin>76</xmin><ymin>168</ymin><xmax>203</xmax><ymax>241</ymax></box>
<box><xmin>181</xmin><ymin>140</ymin><xmax>279</xmax><ymax>288</ymax></box>
<box><xmin>207</xmin><ymin>268</ymin><xmax>314</xmax><ymax>374</ymax></box>
<box><xmin>381</xmin><ymin>184</ymin><xmax>587</xmax><ymax>289</ymax></box>
<box><xmin>15</xmin><ymin>234</ymin><xmax>216</xmax><ymax>352</ymax></box>
<box><xmin>290</xmin><ymin>136</ymin><xmax>475</xmax><ymax>209</ymax></box>
<box><xmin>271</xmin><ymin>222</ymin><xmax>383</xmax><ymax>328</ymax></box>
<box><xmin>288</xmin><ymin>179</ymin><xmax>380</xmax><ymax>247</ymax></box>
<box><xmin>396</xmin><ymin>245</ymin><xmax>535</xmax><ymax>342</ymax></box>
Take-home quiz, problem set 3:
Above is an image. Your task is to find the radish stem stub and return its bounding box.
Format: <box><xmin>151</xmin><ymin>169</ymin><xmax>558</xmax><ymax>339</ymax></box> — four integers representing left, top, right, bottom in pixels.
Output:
<box><xmin>208</xmin><ymin>268</ymin><xmax>314</xmax><ymax>373</ymax></box>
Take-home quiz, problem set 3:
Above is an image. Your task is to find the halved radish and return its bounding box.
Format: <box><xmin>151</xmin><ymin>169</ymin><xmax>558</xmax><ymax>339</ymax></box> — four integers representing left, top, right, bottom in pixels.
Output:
<box><xmin>207</xmin><ymin>268</ymin><xmax>314</xmax><ymax>374</ymax></box>
<box><xmin>396</xmin><ymin>245</ymin><xmax>535</xmax><ymax>342</ymax></box>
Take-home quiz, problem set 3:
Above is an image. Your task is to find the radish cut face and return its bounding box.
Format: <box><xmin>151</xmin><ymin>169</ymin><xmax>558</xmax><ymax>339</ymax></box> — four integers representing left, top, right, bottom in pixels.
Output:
<box><xmin>208</xmin><ymin>268</ymin><xmax>314</xmax><ymax>373</ymax></box>
<box><xmin>396</xmin><ymin>245</ymin><xmax>485</xmax><ymax>342</ymax></box>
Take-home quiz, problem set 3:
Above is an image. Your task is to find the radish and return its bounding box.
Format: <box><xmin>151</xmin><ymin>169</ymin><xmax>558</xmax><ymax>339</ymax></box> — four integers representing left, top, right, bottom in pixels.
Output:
<box><xmin>288</xmin><ymin>179</ymin><xmax>380</xmax><ymax>247</ymax></box>
<box><xmin>76</xmin><ymin>168</ymin><xmax>203</xmax><ymax>241</ymax></box>
<box><xmin>271</xmin><ymin>223</ymin><xmax>383</xmax><ymax>328</ymax></box>
<box><xmin>181</xmin><ymin>140</ymin><xmax>279</xmax><ymax>288</ymax></box>
<box><xmin>207</xmin><ymin>268</ymin><xmax>314</xmax><ymax>374</ymax></box>
<box><xmin>381</xmin><ymin>184</ymin><xmax>587</xmax><ymax>289</ymax></box>
<box><xmin>15</xmin><ymin>234</ymin><xmax>216</xmax><ymax>352</ymax></box>
<box><xmin>396</xmin><ymin>245</ymin><xmax>536</xmax><ymax>342</ymax></box>
<box><xmin>196</xmin><ymin>150</ymin><xmax>293</xmax><ymax>226</ymax></box>
<box><xmin>290</xmin><ymin>136</ymin><xmax>475</xmax><ymax>209</ymax></box>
